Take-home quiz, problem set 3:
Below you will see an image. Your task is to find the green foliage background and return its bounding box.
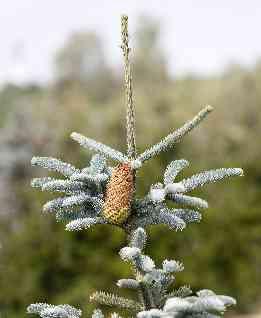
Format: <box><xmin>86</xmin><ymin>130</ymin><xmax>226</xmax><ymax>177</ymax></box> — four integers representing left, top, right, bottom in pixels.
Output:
<box><xmin>0</xmin><ymin>17</ymin><xmax>260</xmax><ymax>317</ymax></box>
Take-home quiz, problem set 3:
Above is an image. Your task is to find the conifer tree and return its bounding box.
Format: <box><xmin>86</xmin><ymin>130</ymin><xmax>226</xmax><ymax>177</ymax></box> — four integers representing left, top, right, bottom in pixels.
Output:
<box><xmin>27</xmin><ymin>15</ymin><xmax>243</xmax><ymax>318</ymax></box>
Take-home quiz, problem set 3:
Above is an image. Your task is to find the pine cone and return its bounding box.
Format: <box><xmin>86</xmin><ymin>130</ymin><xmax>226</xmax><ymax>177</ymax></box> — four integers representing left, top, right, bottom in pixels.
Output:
<box><xmin>102</xmin><ymin>163</ymin><xmax>134</xmax><ymax>225</ymax></box>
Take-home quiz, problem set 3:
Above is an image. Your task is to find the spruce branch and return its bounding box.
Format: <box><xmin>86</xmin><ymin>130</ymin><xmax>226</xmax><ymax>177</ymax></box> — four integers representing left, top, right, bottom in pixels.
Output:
<box><xmin>168</xmin><ymin>194</ymin><xmax>208</xmax><ymax>210</ymax></box>
<box><xmin>181</xmin><ymin>168</ymin><xmax>243</xmax><ymax>192</ymax></box>
<box><xmin>42</xmin><ymin>197</ymin><xmax>65</xmax><ymax>213</ymax></box>
<box><xmin>137</xmin><ymin>106</ymin><xmax>213</xmax><ymax>164</ymax></box>
<box><xmin>164</xmin><ymin>159</ymin><xmax>189</xmax><ymax>185</ymax></box>
<box><xmin>27</xmin><ymin>303</ymin><xmax>81</xmax><ymax>318</ymax></box>
<box><xmin>28</xmin><ymin>15</ymin><xmax>243</xmax><ymax>318</ymax></box>
<box><xmin>121</xmin><ymin>14</ymin><xmax>136</xmax><ymax>159</ymax></box>
<box><xmin>129</xmin><ymin>227</ymin><xmax>147</xmax><ymax>251</ymax></box>
<box><xmin>70</xmin><ymin>172</ymin><xmax>108</xmax><ymax>184</ymax></box>
<box><xmin>31</xmin><ymin>177</ymin><xmax>56</xmax><ymax>188</ymax></box>
<box><xmin>70</xmin><ymin>132</ymin><xmax>128</xmax><ymax>163</ymax></box>
<box><xmin>172</xmin><ymin>209</ymin><xmax>202</xmax><ymax>224</ymax></box>
<box><xmin>55</xmin><ymin>208</ymin><xmax>97</xmax><ymax>223</ymax></box>
<box><xmin>88</xmin><ymin>154</ymin><xmax>107</xmax><ymax>173</ymax></box>
<box><xmin>157</xmin><ymin>210</ymin><xmax>186</xmax><ymax>231</ymax></box>
<box><xmin>43</xmin><ymin>195</ymin><xmax>103</xmax><ymax>213</ymax></box>
<box><xmin>41</xmin><ymin>180</ymin><xmax>85</xmax><ymax>194</ymax></box>
<box><xmin>31</xmin><ymin>157</ymin><xmax>79</xmax><ymax>177</ymax></box>
<box><xmin>66</xmin><ymin>217</ymin><xmax>106</xmax><ymax>231</ymax></box>
<box><xmin>117</xmin><ymin>279</ymin><xmax>140</xmax><ymax>289</ymax></box>
<box><xmin>90</xmin><ymin>291</ymin><xmax>143</xmax><ymax>312</ymax></box>
<box><xmin>166</xmin><ymin>285</ymin><xmax>193</xmax><ymax>298</ymax></box>
<box><xmin>119</xmin><ymin>243</ymin><xmax>156</xmax><ymax>309</ymax></box>
<box><xmin>57</xmin><ymin>194</ymin><xmax>103</xmax><ymax>210</ymax></box>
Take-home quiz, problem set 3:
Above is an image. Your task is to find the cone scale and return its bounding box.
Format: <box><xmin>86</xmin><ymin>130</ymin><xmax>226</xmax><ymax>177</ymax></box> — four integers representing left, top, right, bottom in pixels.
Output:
<box><xmin>102</xmin><ymin>163</ymin><xmax>134</xmax><ymax>225</ymax></box>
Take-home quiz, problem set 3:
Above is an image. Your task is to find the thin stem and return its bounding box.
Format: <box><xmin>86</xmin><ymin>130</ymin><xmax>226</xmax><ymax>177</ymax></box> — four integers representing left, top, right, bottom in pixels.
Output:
<box><xmin>137</xmin><ymin>105</ymin><xmax>213</xmax><ymax>164</ymax></box>
<box><xmin>121</xmin><ymin>15</ymin><xmax>152</xmax><ymax>310</ymax></box>
<box><xmin>136</xmin><ymin>270</ymin><xmax>156</xmax><ymax>310</ymax></box>
<box><xmin>121</xmin><ymin>15</ymin><xmax>136</xmax><ymax>159</ymax></box>
<box><xmin>126</xmin><ymin>230</ymin><xmax>156</xmax><ymax>310</ymax></box>
<box><xmin>139</xmin><ymin>282</ymin><xmax>156</xmax><ymax>309</ymax></box>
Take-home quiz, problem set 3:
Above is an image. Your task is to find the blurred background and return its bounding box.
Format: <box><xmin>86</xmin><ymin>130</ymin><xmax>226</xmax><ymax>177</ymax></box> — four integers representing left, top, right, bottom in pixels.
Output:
<box><xmin>0</xmin><ymin>1</ymin><xmax>260</xmax><ymax>317</ymax></box>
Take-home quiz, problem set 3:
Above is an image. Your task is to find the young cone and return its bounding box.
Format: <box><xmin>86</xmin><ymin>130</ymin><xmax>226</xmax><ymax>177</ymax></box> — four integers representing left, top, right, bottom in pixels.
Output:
<box><xmin>102</xmin><ymin>163</ymin><xmax>134</xmax><ymax>225</ymax></box>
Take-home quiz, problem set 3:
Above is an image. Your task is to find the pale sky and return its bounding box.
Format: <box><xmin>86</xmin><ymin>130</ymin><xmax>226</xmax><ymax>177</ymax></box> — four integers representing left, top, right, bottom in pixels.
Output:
<box><xmin>0</xmin><ymin>1</ymin><xmax>260</xmax><ymax>85</ymax></box>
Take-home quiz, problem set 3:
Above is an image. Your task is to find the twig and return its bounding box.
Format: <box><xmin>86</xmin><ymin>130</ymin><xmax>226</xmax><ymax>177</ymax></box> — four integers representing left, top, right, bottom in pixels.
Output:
<box><xmin>121</xmin><ymin>15</ymin><xmax>136</xmax><ymax>159</ymax></box>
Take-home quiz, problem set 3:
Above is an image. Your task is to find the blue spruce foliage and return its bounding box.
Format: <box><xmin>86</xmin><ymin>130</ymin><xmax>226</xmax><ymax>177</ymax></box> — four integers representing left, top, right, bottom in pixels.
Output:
<box><xmin>27</xmin><ymin>15</ymin><xmax>243</xmax><ymax>318</ymax></box>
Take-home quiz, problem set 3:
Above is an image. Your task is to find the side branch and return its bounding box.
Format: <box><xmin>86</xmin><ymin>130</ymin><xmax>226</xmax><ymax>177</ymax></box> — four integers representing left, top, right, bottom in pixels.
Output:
<box><xmin>71</xmin><ymin>132</ymin><xmax>128</xmax><ymax>163</ymax></box>
<box><xmin>137</xmin><ymin>105</ymin><xmax>213</xmax><ymax>164</ymax></box>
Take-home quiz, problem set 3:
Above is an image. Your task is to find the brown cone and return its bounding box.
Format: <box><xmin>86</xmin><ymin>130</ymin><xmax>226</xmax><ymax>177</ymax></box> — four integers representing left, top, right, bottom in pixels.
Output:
<box><xmin>102</xmin><ymin>163</ymin><xmax>134</xmax><ymax>225</ymax></box>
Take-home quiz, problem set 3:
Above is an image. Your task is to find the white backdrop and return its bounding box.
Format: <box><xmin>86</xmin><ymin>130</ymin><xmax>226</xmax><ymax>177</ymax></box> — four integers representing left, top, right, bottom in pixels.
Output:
<box><xmin>0</xmin><ymin>0</ymin><xmax>260</xmax><ymax>84</ymax></box>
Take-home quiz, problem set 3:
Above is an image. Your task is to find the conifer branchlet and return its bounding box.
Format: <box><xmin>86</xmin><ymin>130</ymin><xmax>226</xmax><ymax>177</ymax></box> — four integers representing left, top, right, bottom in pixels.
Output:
<box><xmin>27</xmin><ymin>15</ymin><xmax>242</xmax><ymax>318</ymax></box>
